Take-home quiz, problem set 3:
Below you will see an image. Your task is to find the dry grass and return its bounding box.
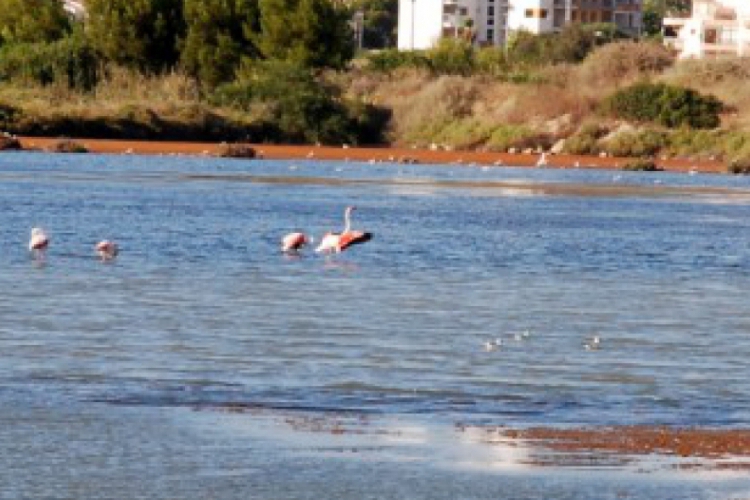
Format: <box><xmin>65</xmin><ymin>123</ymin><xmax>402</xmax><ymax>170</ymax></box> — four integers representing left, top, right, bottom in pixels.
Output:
<box><xmin>0</xmin><ymin>65</ymin><xmax>256</xmax><ymax>140</ymax></box>
<box><xmin>580</xmin><ymin>41</ymin><xmax>674</xmax><ymax>88</ymax></box>
<box><xmin>342</xmin><ymin>42</ymin><xmax>680</xmax><ymax>151</ymax></box>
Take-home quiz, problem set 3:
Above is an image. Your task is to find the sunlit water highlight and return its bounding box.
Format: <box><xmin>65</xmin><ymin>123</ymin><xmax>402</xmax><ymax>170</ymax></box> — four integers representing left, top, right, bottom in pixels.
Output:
<box><xmin>1</xmin><ymin>152</ymin><xmax>750</xmax><ymax>498</ymax></box>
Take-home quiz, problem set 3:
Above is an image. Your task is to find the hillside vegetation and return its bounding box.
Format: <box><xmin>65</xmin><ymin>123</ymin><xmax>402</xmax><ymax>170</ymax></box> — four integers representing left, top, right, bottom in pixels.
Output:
<box><xmin>0</xmin><ymin>0</ymin><xmax>749</xmax><ymax>165</ymax></box>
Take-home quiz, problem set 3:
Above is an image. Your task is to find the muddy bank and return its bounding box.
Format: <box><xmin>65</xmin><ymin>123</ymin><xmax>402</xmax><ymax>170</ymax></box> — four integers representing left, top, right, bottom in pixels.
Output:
<box><xmin>14</xmin><ymin>136</ymin><xmax>727</xmax><ymax>174</ymax></box>
<box><xmin>487</xmin><ymin>426</ymin><xmax>750</xmax><ymax>461</ymax></box>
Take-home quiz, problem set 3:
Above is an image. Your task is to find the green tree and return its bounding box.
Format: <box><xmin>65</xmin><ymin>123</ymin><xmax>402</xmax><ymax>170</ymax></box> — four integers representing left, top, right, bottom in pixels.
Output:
<box><xmin>214</xmin><ymin>60</ymin><xmax>353</xmax><ymax>143</ymax></box>
<box><xmin>181</xmin><ymin>0</ymin><xmax>261</xmax><ymax>88</ymax></box>
<box><xmin>257</xmin><ymin>0</ymin><xmax>354</xmax><ymax>69</ymax></box>
<box><xmin>0</xmin><ymin>32</ymin><xmax>101</xmax><ymax>90</ymax></box>
<box><xmin>642</xmin><ymin>0</ymin><xmax>691</xmax><ymax>36</ymax></box>
<box><xmin>347</xmin><ymin>0</ymin><xmax>398</xmax><ymax>49</ymax></box>
<box><xmin>507</xmin><ymin>24</ymin><xmax>621</xmax><ymax>68</ymax></box>
<box><xmin>0</xmin><ymin>0</ymin><xmax>70</xmax><ymax>46</ymax></box>
<box><xmin>85</xmin><ymin>0</ymin><xmax>184</xmax><ymax>72</ymax></box>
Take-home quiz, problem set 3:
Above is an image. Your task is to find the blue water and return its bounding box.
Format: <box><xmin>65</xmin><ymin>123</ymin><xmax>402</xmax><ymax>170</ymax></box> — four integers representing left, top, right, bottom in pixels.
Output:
<box><xmin>2</xmin><ymin>152</ymin><xmax>750</xmax><ymax>499</ymax></box>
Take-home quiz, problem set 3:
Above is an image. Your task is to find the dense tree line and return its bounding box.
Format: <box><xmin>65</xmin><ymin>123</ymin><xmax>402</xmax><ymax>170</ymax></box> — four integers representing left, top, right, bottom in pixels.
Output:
<box><xmin>0</xmin><ymin>0</ymin><xmax>394</xmax><ymax>145</ymax></box>
<box><xmin>0</xmin><ymin>0</ymin><xmax>356</xmax><ymax>85</ymax></box>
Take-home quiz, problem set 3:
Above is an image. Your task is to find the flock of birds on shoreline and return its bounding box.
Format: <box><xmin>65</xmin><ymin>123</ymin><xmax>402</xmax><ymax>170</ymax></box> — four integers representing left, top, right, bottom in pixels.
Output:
<box><xmin>27</xmin><ymin>205</ymin><xmax>373</xmax><ymax>262</ymax></box>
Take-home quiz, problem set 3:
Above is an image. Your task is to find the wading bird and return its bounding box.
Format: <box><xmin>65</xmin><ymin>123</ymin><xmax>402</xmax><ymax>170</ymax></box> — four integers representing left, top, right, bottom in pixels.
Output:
<box><xmin>316</xmin><ymin>206</ymin><xmax>372</xmax><ymax>254</ymax></box>
<box><xmin>281</xmin><ymin>232</ymin><xmax>312</xmax><ymax>253</ymax></box>
<box><xmin>95</xmin><ymin>240</ymin><xmax>119</xmax><ymax>260</ymax></box>
<box><xmin>28</xmin><ymin>228</ymin><xmax>49</xmax><ymax>257</ymax></box>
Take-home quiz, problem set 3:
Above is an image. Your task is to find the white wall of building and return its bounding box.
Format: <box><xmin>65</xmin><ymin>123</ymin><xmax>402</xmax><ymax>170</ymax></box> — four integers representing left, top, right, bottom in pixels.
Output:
<box><xmin>506</xmin><ymin>0</ymin><xmax>554</xmax><ymax>35</ymax></box>
<box><xmin>398</xmin><ymin>0</ymin><xmax>445</xmax><ymax>50</ymax></box>
<box><xmin>665</xmin><ymin>0</ymin><xmax>750</xmax><ymax>59</ymax></box>
<box><xmin>679</xmin><ymin>18</ymin><xmax>705</xmax><ymax>58</ymax></box>
<box><xmin>399</xmin><ymin>0</ymin><xmax>641</xmax><ymax>50</ymax></box>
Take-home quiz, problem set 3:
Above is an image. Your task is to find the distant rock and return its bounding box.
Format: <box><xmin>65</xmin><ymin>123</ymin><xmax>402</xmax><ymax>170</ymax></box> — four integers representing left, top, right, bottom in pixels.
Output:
<box><xmin>49</xmin><ymin>138</ymin><xmax>88</xmax><ymax>154</ymax></box>
<box><xmin>544</xmin><ymin>114</ymin><xmax>574</xmax><ymax>136</ymax></box>
<box><xmin>600</xmin><ymin>123</ymin><xmax>636</xmax><ymax>143</ymax></box>
<box><xmin>216</xmin><ymin>142</ymin><xmax>256</xmax><ymax>159</ymax></box>
<box><xmin>0</xmin><ymin>132</ymin><xmax>21</xmax><ymax>151</ymax></box>
<box><xmin>550</xmin><ymin>139</ymin><xmax>566</xmax><ymax>155</ymax></box>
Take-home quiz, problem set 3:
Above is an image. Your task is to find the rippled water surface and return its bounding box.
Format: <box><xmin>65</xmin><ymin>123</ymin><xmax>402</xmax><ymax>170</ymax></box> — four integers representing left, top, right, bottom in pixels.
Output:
<box><xmin>2</xmin><ymin>152</ymin><xmax>750</xmax><ymax>499</ymax></box>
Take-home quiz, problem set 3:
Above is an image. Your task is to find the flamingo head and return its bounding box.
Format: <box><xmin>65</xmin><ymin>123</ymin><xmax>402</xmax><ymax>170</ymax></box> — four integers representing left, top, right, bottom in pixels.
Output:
<box><xmin>31</xmin><ymin>227</ymin><xmax>46</xmax><ymax>237</ymax></box>
<box><xmin>346</xmin><ymin>206</ymin><xmax>357</xmax><ymax>214</ymax></box>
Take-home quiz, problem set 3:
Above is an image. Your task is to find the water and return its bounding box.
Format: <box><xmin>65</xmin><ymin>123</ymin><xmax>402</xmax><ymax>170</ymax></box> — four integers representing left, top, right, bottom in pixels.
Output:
<box><xmin>1</xmin><ymin>152</ymin><xmax>750</xmax><ymax>499</ymax></box>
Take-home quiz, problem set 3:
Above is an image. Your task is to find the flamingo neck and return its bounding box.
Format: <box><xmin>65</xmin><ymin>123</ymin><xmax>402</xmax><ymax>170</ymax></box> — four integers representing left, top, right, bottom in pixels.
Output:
<box><xmin>343</xmin><ymin>209</ymin><xmax>352</xmax><ymax>233</ymax></box>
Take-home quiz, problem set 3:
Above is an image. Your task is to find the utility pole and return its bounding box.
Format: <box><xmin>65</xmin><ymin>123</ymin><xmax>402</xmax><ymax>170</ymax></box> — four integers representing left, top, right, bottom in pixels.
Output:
<box><xmin>354</xmin><ymin>10</ymin><xmax>365</xmax><ymax>50</ymax></box>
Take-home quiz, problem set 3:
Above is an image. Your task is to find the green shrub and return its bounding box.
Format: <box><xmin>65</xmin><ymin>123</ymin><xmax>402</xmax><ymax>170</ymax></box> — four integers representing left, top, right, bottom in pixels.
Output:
<box><xmin>0</xmin><ymin>131</ymin><xmax>21</xmax><ymax>150</ymax></box>
<box><xmin>214</xmin><ymin>60</ymin><xmax>349</xmax><ymax>143</ymax></box>
<box><xmin>563</xmin><ymin>123</ymin><xmax>607</xmax><ymax>155</ymax></box>
<box><xmin>432</xmin><ymin>119</ymin><xmax>493</xmax><ymax>149</ymax></box>
<box><xmin>213</xmin><ymin>60</ymin><xmax>387</xmax><ymax>144</ymax></box>
<box><xmin>486</xmin><ymin>124</ymin><xmax>542</xmax><ymax>151</ymax></box>
<box><xmin>50</xmin><ymin>138</ymin><xmax>88</xmax><ymax>153</ymax></box>
<box><xmin>622</xmin><ymin>158</ymin><xmax>662</xmax><ymax>171</ymax></box>
<box><xmin>602</xmin><ymin>82</ymin><xmax>723</xmax><ymax>129</ymax></box>
<box><xmin>0</xmin><ymin>36</ymin><xmax>101</xmax><ymax>90</ymax></box>
<box><xmin>506</xmin><ymin>24</ymin><xmax>621</xmax><ymax>70</ymax></box>
<box><xmin>0</xmin><ymin>103</ymin><xmax>19</xmax><ymax>129</ymax></box>
<box><xmin>665</xmin><ymin>127</ymin><xmax>722</xmax><ymax>157</ymax></box>
<box><xmin>728</xmin><ymin>158</ymin><xmax>750</xmax><ymax>175</ymax></box>
<box><xmin>427</xmin><ymin>38</ymin><xmax>475</xmax><ymax>75</ymax></box>
<box><xmin>364</xmin><ymin>48</ymin><xmax>430</xmax><ymax>73</ymax></box>
<box><xmin>0</xmin><ymin>0</ymin><xmax>71</xmax><ymax>45</ymax></box>
<box><xmin>216</xmin><ymin>142</ymin><xmax>256</xmax><ymax>158</ymax></box>
<box><xmin>475</xmin><ymin>47</ymin><xmax>509</xmax><ymax>77</ymax></box>
<box><xmin>602</xmin><ymin>128</ymin><xmax>667</xmax><ymax>157</ymax></box>
<box><xmin>346</xmin><ymin>99</ymin><xmax>391</xmax><ymax>144</ymax></box>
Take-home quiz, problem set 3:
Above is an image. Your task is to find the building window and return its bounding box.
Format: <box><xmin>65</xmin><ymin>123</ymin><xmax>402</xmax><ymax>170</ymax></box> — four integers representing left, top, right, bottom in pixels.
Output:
<box><xmin>487</xmin><ymin>29</ymin><xmax>494</xmax><ymax>40</ymax></box>
<box><xmin>722</xmin><ymin>27</ymin><xmax>737</xmax><ymax>44</ymax></box>
<box><xmin>488</xmin><ymin>18</ymin><xmax>494</xmax><ymax>26</ymax></box>
<box><xmin>525</xmin><ymin>8</ymin><xmax>548</xmax><ymax>18</ymax></box>
<box><xmin>488</xmin><ymin>6</ymin><xmax>495</xmax><ymax>16</ymax></box>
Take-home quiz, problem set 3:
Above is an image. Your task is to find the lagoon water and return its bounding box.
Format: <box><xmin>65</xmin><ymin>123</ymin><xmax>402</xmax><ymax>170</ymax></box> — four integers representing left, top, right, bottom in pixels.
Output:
<box><xmin>1</xmin><ymin>152</ymin><xmax>750</xmax><ymax>498</ymax></box>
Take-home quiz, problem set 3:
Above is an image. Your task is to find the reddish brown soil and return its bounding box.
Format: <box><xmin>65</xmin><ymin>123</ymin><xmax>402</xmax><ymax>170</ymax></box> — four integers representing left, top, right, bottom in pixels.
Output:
<box><xmin>498</xmin><ymin>427</ymin><xmax>750</xmax><ymax>459</ymax></box>
<box><xmin>17</xmin><ymin>136</ymin><xmax>727</xmax><ymax>174</ymax></box>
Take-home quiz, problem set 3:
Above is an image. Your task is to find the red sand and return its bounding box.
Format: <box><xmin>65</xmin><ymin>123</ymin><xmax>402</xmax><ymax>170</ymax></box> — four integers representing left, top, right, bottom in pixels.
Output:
<box><xmin>18</xmin><ymin>136</ymin><xmax>727</xmax><ymax>174</ymax></box>
<box><xmin>498</xmin><ymin>427</ymin><xmax>750</xmax><ymax>459</ymax></box>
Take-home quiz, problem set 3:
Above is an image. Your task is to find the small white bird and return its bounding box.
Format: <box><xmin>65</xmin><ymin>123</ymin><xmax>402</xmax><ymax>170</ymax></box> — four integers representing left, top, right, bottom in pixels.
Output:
<box><xmin>584</xmin><ymin>335</ymin><xmax>601</xmax><ymax>351</ymax></box>
<box><xmin>536</xmin><ymin>152</ymin><xmax>548</xmax><ymax>168</ymax></box>
<box><xmin>484</xmin><ymin>338</ymin><xmax>503</xmax><ymax>352</ymax></box>
<box><xmin>513</xmin><ymin>330</ymin><xmax>531</xmax><ymax>342</ymax></box>
<box><xmin>95</xmin><ymin>240</ymin><xmax>119</xmax><ymax>260</ymax></box>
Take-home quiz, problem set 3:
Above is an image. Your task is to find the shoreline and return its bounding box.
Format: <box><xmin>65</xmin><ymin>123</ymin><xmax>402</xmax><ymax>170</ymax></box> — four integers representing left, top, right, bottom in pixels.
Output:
<box><xmin>16</xmin><ymin>136</ymin><xmax>728</xmax><ymax>174</ymax></box>
<box><xmin>206</xmin><ymin>403</ymin><xmax>750</xmax><ymax>468</ymax></box>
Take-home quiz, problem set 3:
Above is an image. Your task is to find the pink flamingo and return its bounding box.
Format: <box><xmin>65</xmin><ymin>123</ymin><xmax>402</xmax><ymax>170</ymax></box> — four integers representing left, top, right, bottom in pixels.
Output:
<box><xmin>28</xmin><ymin>227</ymin><xmax>49</xmax><ymax>257</ymax></box>
<box><xmin>316</xmin><ymin>206</ymin><xmax>372</xmax><ymax>254</ymax></box>
<box><xmin>281</xmin><ymin>232</ymin><xmax>312</xmax><ymax>253</ymax></box>
<box><xmin>95</xmin><ymin>240</ymin><xmax>119</xmax><ymax>260</ymax></box>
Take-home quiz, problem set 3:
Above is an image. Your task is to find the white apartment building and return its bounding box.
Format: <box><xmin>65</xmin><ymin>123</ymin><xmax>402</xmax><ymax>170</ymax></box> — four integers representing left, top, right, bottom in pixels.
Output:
<box><xmin>397</xmin><ymin>0</ymin><xmax>642</xmax><ymax>50</ymax></box>
<box><xmin>663</xmin><ymin>0</ymin><xmax>750</xmax><ymax>58</ymax></box>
